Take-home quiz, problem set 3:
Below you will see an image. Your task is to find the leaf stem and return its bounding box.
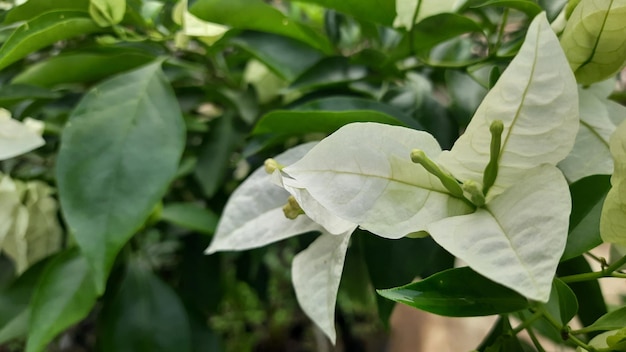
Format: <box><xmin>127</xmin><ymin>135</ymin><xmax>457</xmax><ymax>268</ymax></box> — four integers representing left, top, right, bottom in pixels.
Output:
<box><xmin>526</xmin><ymin>326</ymin><xmax>547</xmax><ymax>352</ymax></box>
<box><xmin>491</xmin><ymin>8</ymin><xmax>510</xmax><ymax>56</ymax></box>
<box><xmin>535</xmin><ymin>306</ymin><xmax>597</xmax><ymax>351</ymax></box>
<box><xmin>511</xmin><ymin>310</ymin><xmax>543</xmax><ymax>335</ymax></box>
<box><xmin>560</xmin><ymin>254</ymin><xmax>626</xmax><ymax>283</ymax></box>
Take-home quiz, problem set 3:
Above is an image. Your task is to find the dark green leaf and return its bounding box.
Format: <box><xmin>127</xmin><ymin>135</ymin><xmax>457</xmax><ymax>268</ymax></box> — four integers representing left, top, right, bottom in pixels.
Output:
<box><xmin>178</xmin><ymin>235</ymin><xmax>222</xmax><ymax>314</ymax></box>
<box><xmin>3</xmin><ymin>0</ymin><xmax>89</xmax><ymax>23</ymax></box>
<box><xmin>0</xmin><ymin>84</ymin><xmax>60</xmax><ymax>107</ymax></box>
<box><xmin>161</xmin><ymin>202</ymin><xmax>219</xmax><ymax>235</ymax></box>
<box><xmin>99</xmin><ymin>261</ymin><xmax>192</xmax><ymax>352</ymax></box>
<box><xmin>56</xmin><ymin>61</ymin><xmax>186</xmax><ymax>293</ymax></box>
<box><xmin>0</xmin><ymin>309</ymin><xmax>29</xmax><ymax>344</ymax></box>
<box><xmin>471</xmin><ymin>0</ymin><xmax>543</xmax><ymax>17</ymax></box>
<box><xmin>194</xmin><ymin>113</ymin><xmax>244</xmax><ymax>198</ymax></box>
<box><xmin>0</xmin><ymin>11</ymin><xmax>102</xmax><ymax>71</ymax></box>
<box><xmin>292</xmin><ymin>0</ymin><xmax>395</xmax><ymax>25</ymax></box>
<box><xmin>377</xmin><ymin>267</ymin><xmax>530</xmax><ymax>317</ymax></box>
<box><xmin>537</xmin><ymin>0</ymin><xmax>567</xmax><ymax>20</ymax></box>
<box><xmin>253</xmin><ymin>97</ymin><xmax>420</xmax><ymax>137</ymax></box>
<box><xmin>289</xmin><ymin>57</ymin><xmax>367</xmax><ymax>91</ymax></box>
<box><xmin>477</xmin><ymin>318</ymin><xmax>525</xmax><ymax>352</ymax></box>
<box><xmin>541</xmin><ymin>279</ymin><xmax>579</xmax><ymax>325</ymax></box>
<box><xmin>26</xmin><ymin>250</ymin><xmax>98</xmax><ymax>352</ymax></box>
<box><xmin>12</xmin><ymin>48</ymin><xmax>156</xmax><ymax>87</ymax></box>
<box><xmin>562</xmin><ymin>175</ymin><xmax>611</xmax><ymax>261</ymax></box>
<box><xmin>189</xmin><ymin>0</ymin><xmax>332</xmax><ymax>52</ymax></box>
<box><xmin>232</xmin><ymin>31</ymin><xmax>323</xmax><ymax>81</ymax></box>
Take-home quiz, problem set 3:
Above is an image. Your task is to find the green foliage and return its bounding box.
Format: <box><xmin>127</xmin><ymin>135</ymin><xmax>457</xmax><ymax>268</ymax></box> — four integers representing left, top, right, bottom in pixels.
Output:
<box><xmin>0</xmin><ymin>0</ymin><xmax>625</xmax><ymax>351</ymax></box>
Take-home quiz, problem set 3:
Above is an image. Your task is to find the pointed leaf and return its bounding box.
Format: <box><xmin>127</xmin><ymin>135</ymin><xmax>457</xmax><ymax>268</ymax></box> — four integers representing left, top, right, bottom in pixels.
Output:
<box><xmin>56</xmin><ymin>62</ymin><xmax>186</xmax><ymax>293</ymax></box>
<box><xmin>0</xmin><ymin>11</ymin><xmax>102</xmax><ymax>71</ymax></box>
<box><xmin>580</xmin><ymin>306</ymin><xmax>626</xmax><ymax>333</ymax></box>
<box><xmin>160</xmin><ymin>203</ymin><xmax>218</xmax><ymax>235</ymax></box>
<box><xmin>437</xmin><ymin>13</ymin><xmax>578</xmax><ymax>198</ymax></box>
<box><xmin>207</xmin><ymin>143</ymin><xmax>324</xmax><ymax>253</ymax></box>
<box><xmin>99</xmin><ymin>261</ymin><xmax>192</xmax><ymax>352</ymax></box>
<box><xmin>296</xmin><ymin>0</ymin><xmax>395</xmax><ymax>25</ymax></box>
<box><xmin>292</xmin><ymin>232</ymin><xmax>351</xmax><ymax>344</ymax></box>
<box><xmin>559</xmin><ymin>83</ymin><xmax>626</xmax><ymax>183</ymax></box>
<box><xmin>285</xmin><ymin>122</ymin><xmax>473</xmax><ymax>239</ymax></box>
<box><xmin>3</xmin><ymin>0</ymin><xmax>89</xmax><ymax>23</ymax></box>
<box><xmin>26</xmin><ymin>250</ymin><xmax>98</xmax><ymax>352</ymax></box>
<box><xmin>560</xmin><ymin>0</ymin><xmax>626</xmax><ymax>85</ymax></box>
<box><xmin>428</xmin><ymin>165</ymin><xmax>570</xmax><ymax>302</ymax></box>
<box><xmin>601</xmin><ymin>118</ymin><xmax>626</xmax><ymax>245</ymax></box>
<box><xmin>377</xmin><ymin>266</ymin><xmax>529</xmax><ymax>317</ymax></box>
<box><xmin>541</xmin><ymin>279</ymin><xmax>579</xmax><ymax>325</ymax></box>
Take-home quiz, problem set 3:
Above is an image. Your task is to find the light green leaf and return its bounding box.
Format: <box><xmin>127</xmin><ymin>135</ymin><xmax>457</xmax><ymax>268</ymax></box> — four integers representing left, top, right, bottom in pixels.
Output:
<box><xmin>56</xmin><ymin>62</ymin><xmax>186</xmax><ymax>293</ymax></box>
<box><xmin>293</xmin><ymin>0</ymin><xmax>396</xmax><ymax>25</ymax></box>
<box><xmin>394</xmin><ymin>0</ymin><xmax>466</xmax><ymax>29</ymax></box>
<box><xmin>0</xmin><ymin>11</ymin><xmax>102</xmax><ymax>71</ymax></box>
<box><xmin>26</xmin><ymin>250</ymin><xmax>98</xmax><ymax>352</ymax></box>
<box><xmin>437</xmin><ymin>13</ymin><xmax>578</xmax><ymax>199</ymax></box>
<box><xmin>89</xmin><ymin>0</ymin><xmax>126</xmax><ymax>26</ymax></box>
<box><xmin>292</xmin><ymin>231</ymin><xmax>351</xmax><ymax>345</ymax></box>
<box><xmin>206</xmin><ymin>143</ymin><xmax>325</xmax><ymax>254</ymax></box>
<box><xmin>0</xmin><ymin>309</ymin><xmax>29</xmax><ymax>344</ymax></box>
<box><xmin>0</xmin><ymin>109</ymin><xmax>44</xmax><ymax>161</ymax></box>
<box><xmin>578</xmin><ymin>306</ymin><xmax>626</xmax><ymax>333</ymax></box>
<box><xmin>160</xmin><ymin>203</ymin><xmax>218</xmax><ymax>235</ymax></box>
<box><xmin>559</xmin><ymin>81</ymin><xmax>626</xmax><ymax>183</ymax></box>
<box><xmin>600</xmin><ymin>119</ymin><xmax>626</xmax><ymax>245</ymax></box>
<box><xmin>427</xmin><ymin>165</ymin><xmax>570</xmax><ymax>302</ymax></box>
<box><xmin>188</xmin><ymin>0</ymin><xmax>332</xmax><ymax>52</ymax></box>
<box><xmin>560</xmin><ymin>0</ymin><xmax>626</xmax><ymax>85</ymax></box>
<box><xmin>284</xmin><ymin>122</ymin><xmax>473</xmax><ymax>239</ymax></box>
<box><xmin>2</xmin><ymin>0</ymin><xmax>89</xmax><ymax>24</ymax></box>
<box><xmin>471</xmin><ymin>0</ymin><xmax>543</xmax><ymax>18</ymax></box>
<box><xmin>98</xmin><ymin>260</ymin><xmax>192</xmax><ymax>352</ymax></box>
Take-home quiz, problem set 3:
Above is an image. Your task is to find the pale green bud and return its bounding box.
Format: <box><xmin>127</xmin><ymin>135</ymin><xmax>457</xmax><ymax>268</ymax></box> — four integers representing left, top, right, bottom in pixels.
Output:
<box><xmin>463</xmin><ymin>180</ymin><xmax>485</xmax><ymax>207</ymax></box>
<box><xmin>282</xmin><ymin>195</ymin><xmax>305</xmax><ymax>219</ymax></box>
<box><xmin>411</xmin><ymin>149</ymin><xmax>464</xmax><ymax>198</ymax></box>
<box><xmin>264</xmin><ymin>158</ymin><xmax>284</xmax><ymax>174</ymax></box>
<box><xmin>483</xmin><ymin>120</ymin><xmax>504</xmax><ymax>196</ymax></box>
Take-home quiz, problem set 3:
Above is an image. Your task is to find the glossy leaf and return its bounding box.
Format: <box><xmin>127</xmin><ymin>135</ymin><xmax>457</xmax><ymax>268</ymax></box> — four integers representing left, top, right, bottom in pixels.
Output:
<box><xmin>89</xmin><ymin>0</ymin><xmax>126</xmax><ymax>26</ymax></box>
<box><xmin>562</xmin><ymin>175</ymin><xmax>611</xmax><ymax>261</ymax></box>
<box><xmin>377</xmin><ymin>266</ymin><xmax>530</xmax><ymax>317</ymax></box>
<box><xmin>580</xmin><ymin>306</ymin><xmax>626</xmax><ymax>333</ymax></box>
<box><xmin>0</xmin><ymin>85</ymin><xmax>60</xmax><ymax>107</ymax></box>
<box><xmin>160</xmin><ymin>202</ymin><xmax>219</xmax><ymax>235</ymax></box>
<box><xmin>471</xmin><ymin>0</ymin><xmax>542</xmax><ymax>17</ymax></box>
<box><xmin>297</xmin><ymin>0</ymin><xmax>395</xmax><ymax>25</ymax></box>
<box><xmin>232</xmin><ymin>31</ymin><xmax>323</xmax><ymax>81</ymax></box>
<box><xmin>284</xmin><ymin>122</ymin><xmax>473</xmax><ymax>239</ymax></box>
<box><xmin>26</xmin><ymin>250</ymin><xmax>98</xmax><ymax>352</ymax></box>
<box><xmin>0</xmin><ymin>11</ymin><xmax>102</xmax><ymax>71</ymax></box>
<box><xmin>542</xmin><ymin>279</ymin><xmax>579</xmax><ymax>325</ymax></box>
<box><xmin>189</xmin><ymin>0</ymin><xmax>332</xmax><ymax>52</ymax></box>
<box><xmin>394</xmin><ymin>0</ymin><xmax>466</xmax><ymax>29</ymax></box>
<box><xmin>560</xmin><ymin>0</ymin><xmax>626</xmax><ymax>85</ymax></box>
<box><xmin>56</xmin><ymin>62</ymin><xmax>185</xmax><ymax>293</ymax></box>
<box><xmin>559</xmin><ymin>82</ymin><xmax>626</xmax><ymax>183</ymax></box>
<box><xmin>438</xmin><ymin>13</ymin><xmax>578</xmax><ymax>199</ymax></box>
<box><xmin>429</xmin><ymin>165</ymin><xmax>570</xmax><ymax>302</ymax></box>
<box><xmin>253</xmin><ymin>97</ymin><xmax>419</xmax><ymax>136</ymax></box>
<box><xmin>99</xmin><ymin>261</ymin><xmax>192</xmax><ymax>352</ymax></box>
<box><xmin>289</xmin><ymin>57</ymin><xmax>368</xmax><ymax>92</ymax></box>
<box><xmin>3</xmin><ymin>0</ymin><xmax>89</xmax><ymax>23</ymax></box>
<box><xmin>12</xmin><ymin>48</ymin><xmax>156</xmax><ymax>87</ymax></box>
<box><xmin>292</xmin><ymin>232</ymin><xmax>351</xmax><ymax>344</ymax></box>
<box><xmin>601</xmin><ymin>119</ymin><xmax>626</xmax><ymax>245</ymax></box>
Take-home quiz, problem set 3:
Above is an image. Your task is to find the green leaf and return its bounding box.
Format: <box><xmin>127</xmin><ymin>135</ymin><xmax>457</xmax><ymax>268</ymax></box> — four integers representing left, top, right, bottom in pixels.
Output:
<box><xmin>562</xmin><ymin>175</ymin><xmax>611</xmax><ymax>261</ymax></box>
<box><xmin>99</xmin><ymin>261</ymin><xmax>192</xmax><ymax>352</ymax></box>
<box><xmin>0</xmin><ymin>309</ymin><xmax>29</xmax><ymax>344</ymax></box>
<box><xmin>580</xmin><ymin>306</ymin><xmax>626</xmax><ymax>333</ymax></box>
<box><xmin>438</xmin><ymin>13</ymin><xmax>578</xmax><ymax>199</ymax></box>
<box><xmin>0</xmin><ymin>11</ymin><xmax>102</xmax><ymax>71</ymax></box>
<box><xmin>394</xmin><ymin>0</ymin><xmax>466</xmax><ymax>29</ymax></box>
<box><xmin>284</xmin><ymin>122</ymin><xmax>473</xmax><ymax>239</ymax></box>
<box><xmin>188</xmin><ymin>0</ymin><xmax>332</xmax><ymax>52</ymax></box>
<box><xmin>377</xmin><ymin>266</ymin><xmax>530</xmax><ymax>317</ymax></box>
<box><xmin>231</xmin><ymin>31</ymin><xmax>323</xmax><ymax>81</ymax></box>
<box><xmin>26</xmin><ymin>250</ymin><xmax>98</xmax><ymax>352</ymax></box>
<box><xmin>194</xmin><ymin>113</ymin><xmax>244</xmax><ymax>198</ymax></box>
<box><xmin>160</xmin><ymin>202</ymin><xmax>219</xmax><ymax>235</ymax></box>
<box><xmin>56</xmin><ymin>61</ymin><xmax>186</xmax><ymax>293</ymax></box>
<box><xmin>0</xmin><ymin>84</ymin><xmax>60</xmax><ymax>107</ymax></box>
<box><xmin>89</xmin><ymin>0</ymin><xmax>126</xmax><ymax>26</ymax></box>
<box><xmin>3</xmin><ymin>0</ymin><xmax>89</xmax><ymax>23</ymax></box>
<box><xmin>289</xmin><ymin>57</ymin><xmax>368</xmax><ymax>92</ymax></box>
<box><xmin>296</xmin><ymin>0</ymin><xmax>396</xmax><ymax>25</ymax></box>
<box><xmin>600</xmin><ymin>119</ymin><xmax>626</xmax><ymax>246</ymax></box>
<box><xmin>252</xmin><ymin>97</ymin><xmax>420</xmax><ymax>136</ymax></box>
<box><xmin>560</xmin><ymin>0</ymin><xmax>626</xmax><ymax>85</ymax></box>
<box><xmin>541</xmin><ymin>279</ymin><xmax>579</xmax><ymax>325</ymax></box>
<box><xmin>471</xmin><ymin>0</ymin><xmax>543</xmax><ymax>17</ymax></box>
<box><xmin>477</xmin><ymin>318</ymin><xmax>525</xmax><ymax>352</ymax></box>
<box><xmin>12</xmin><ymin>47</ymin><xmax>156</xmax><ymax>88</ymax></box>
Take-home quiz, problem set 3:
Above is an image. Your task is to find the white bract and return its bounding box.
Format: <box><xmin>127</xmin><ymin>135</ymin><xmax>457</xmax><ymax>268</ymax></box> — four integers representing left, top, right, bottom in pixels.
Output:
<box><xmin>284</xmin><ymin>13</ymin><xmax>578</xmax><ymax>302</ymax></box>
<box><xmin>0</xmin><ymin>108</ymin><xmax>45</xmax><ymax>160</ymax></box>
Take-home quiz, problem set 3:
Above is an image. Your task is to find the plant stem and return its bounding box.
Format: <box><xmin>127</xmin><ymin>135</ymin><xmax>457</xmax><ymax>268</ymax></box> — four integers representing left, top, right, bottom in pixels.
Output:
<box><xmin>491</xmin><ymin>8</ymin><xmax>510</xmax><ymax>56</ymax></box>
<box><xmin>560</xmin><ymin>254</ymin><xmax>626</xmax><ymax>283</ymax></box>
<box><xmin>536</xmin><ymin>306</ymin><xmax>597</xmax><ymax>351</ymax></box>
<box><xmin>526</xmin><ymin>326</ymin><xmax>547</xmax><ymax>352</ymax></box>
<box><xmin>511</xmin><ymin>311</ymin><xmax>543</xmax><ymax>335</ymax></box>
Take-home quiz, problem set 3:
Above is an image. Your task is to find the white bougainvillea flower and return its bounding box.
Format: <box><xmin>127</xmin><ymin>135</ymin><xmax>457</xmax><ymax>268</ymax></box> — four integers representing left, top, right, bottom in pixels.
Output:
<box><xmin>284</xmin><ymin>13</ymin><xmax>578</xmax><ymax>302</ymax></box>
<box><xmin>206</xmin><ymin>143</ymin><xmax>356</xmax><ymax>344</ymax></box>
<box><xmin>0</xmin><ymin>108</ymin><xmax>45</xmax><ymax>160</ymax></box>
